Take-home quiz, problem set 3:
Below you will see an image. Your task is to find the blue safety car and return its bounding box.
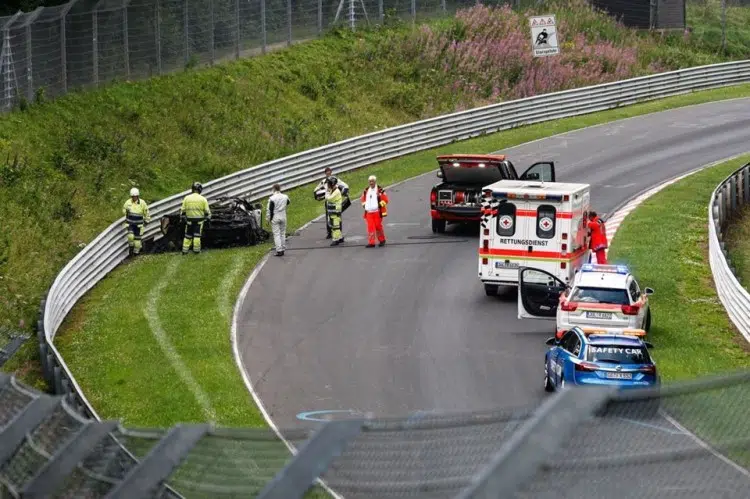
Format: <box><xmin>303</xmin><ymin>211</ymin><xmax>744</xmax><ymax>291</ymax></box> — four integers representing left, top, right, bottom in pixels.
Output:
<box><xmin>544</xmin><ymin>326</ymin><xmax>659</xmax><ymax>392</ymax></box>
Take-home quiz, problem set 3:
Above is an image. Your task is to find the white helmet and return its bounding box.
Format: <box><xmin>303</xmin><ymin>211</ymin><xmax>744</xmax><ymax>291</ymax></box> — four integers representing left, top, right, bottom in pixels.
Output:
<box><xmin>130</xmin><ymin>187</ymin><xmax>140</xmax><ymax>197</ymax></box>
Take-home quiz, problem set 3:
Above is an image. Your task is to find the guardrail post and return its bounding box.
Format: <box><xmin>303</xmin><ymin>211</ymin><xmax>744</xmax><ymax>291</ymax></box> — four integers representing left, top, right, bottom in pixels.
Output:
<box><xmin>730</xmin><ymin>176</ymin><xmax>737</xmax><ymax>213</ymax></box>
<box><xmin>744</xmin><ymin>167</ymin><xmax>750</xmax><ymax>203</ymax></box>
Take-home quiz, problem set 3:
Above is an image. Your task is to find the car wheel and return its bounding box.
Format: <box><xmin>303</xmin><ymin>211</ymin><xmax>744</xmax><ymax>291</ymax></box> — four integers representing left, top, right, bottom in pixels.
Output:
<box><xmin>484</xmin><ymin>284</ymin><xmax>499</xmax><ymax>296</ymax></box>
<box><xmin>645</xmin><ymin>308</ymin><xmax>652</xmax><ymax>332</ymax></box>
<box><xmin>544</xmin><ymin>366</ymin><xmax>554</xmax><ymax>392</ymax></box>
<box><xmin>432</xmin><ymin>219</ymin><xmax>446</xmax><ymax>234</ymax></box>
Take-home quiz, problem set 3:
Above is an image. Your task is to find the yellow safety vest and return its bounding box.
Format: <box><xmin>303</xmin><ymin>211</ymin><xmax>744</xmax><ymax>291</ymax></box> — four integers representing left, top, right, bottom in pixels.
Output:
<box><xmin>123</xmin><ymin>199</ymin><xmax>151</xmax><ymax>225</ymax></box>
<box><xmin>181</xmin><ymin>193</ymin><xmax>211</xmax><ymax>221</ymax></box>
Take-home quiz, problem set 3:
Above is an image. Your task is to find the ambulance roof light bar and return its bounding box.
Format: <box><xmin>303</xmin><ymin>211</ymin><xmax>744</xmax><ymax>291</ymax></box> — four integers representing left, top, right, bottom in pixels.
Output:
<box><xmin>580</xmin><ymin>263</ymin><xmax>630</xmax><ymax>275</ymax></box>
<box><xmin>485</xmin><ymin>191</ymin><xmax>564</xmax><ymax>201</ymax></box>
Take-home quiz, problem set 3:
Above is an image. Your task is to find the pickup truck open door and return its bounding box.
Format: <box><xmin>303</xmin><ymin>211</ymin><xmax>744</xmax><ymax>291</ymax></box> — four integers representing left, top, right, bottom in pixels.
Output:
<box><xmin>518</xmin><ymin>161</ymin><xmax>555</xmax><ymax>182</ymax></box>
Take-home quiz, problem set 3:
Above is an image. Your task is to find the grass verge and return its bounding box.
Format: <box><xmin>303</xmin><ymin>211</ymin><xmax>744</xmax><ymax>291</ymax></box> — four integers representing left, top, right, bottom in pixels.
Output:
<box><xmin>607</xmin><ymin>155</ymin><xmax>750</xmax><ymax>469</ymax></box>
<box><xmin>724</xmin><ymin>203</ymin><xmax>750</xmax><ymax>289</ymax></box>
<box><xmin>51</xmin><ymin>85</ymin><xmax>750</xmax><ymax>430</ymax></box>
<box><xmin>607</xmin><ymin>154</ymin><xmax>750</xmax><ymax>380</ymax></box>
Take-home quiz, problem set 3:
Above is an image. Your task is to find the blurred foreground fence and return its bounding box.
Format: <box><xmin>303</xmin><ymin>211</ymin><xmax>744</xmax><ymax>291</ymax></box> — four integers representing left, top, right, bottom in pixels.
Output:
<box><xmin>709</xmin><ymin>161</ymin><xmax>750</xmax><ymax>343</ymax></box>
<box><xmin>0</xmin><ymin>0</ymin><xmax>696</xmax><ymax>112</ymax></box>
<box><xmin>2</xmin><ymin>369</ymin><xmax>750</xmax><ymax>497</ymax></box>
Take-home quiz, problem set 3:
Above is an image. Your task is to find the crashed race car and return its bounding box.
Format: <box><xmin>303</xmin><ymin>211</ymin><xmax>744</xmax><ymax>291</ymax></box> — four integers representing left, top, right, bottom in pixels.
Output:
<box><xmin>151</xmin><ymin>196</ymin><xmax>270</xmax><ymax>253</ymax></box>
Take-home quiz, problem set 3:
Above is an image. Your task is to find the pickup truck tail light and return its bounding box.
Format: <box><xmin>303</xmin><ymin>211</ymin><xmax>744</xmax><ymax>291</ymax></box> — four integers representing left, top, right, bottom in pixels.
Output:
<box><xmin>430</xmin><ymin>190</ymin><xmax>437</xmax><ymax>205</ymax></box>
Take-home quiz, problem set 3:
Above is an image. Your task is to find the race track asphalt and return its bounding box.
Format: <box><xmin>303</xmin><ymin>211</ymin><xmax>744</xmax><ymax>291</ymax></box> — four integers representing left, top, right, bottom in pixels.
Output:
<box><xmin>235</xmin><ymin>98</ymin><xmax>750</xmax><ymax>432</ymax></box>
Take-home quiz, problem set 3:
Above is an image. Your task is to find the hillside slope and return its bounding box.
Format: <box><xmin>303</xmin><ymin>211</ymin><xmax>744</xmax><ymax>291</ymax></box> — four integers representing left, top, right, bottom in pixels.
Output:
<box><xmin>0</xmin><ymin>0</ymin><xmax>746</xmax><ymax>382</ymax></box>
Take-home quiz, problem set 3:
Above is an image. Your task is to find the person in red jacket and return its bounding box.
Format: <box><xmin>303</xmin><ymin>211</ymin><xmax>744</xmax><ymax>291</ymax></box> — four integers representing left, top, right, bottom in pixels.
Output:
<box><xmin>587</xmin><ymin>211</ymin><xmax>608</xmax><ymax>264</ymax></box>
<box><xmin>360</xmin><ymin>175</ymin><xmax>389</xmax><ymax>247</ymax></box>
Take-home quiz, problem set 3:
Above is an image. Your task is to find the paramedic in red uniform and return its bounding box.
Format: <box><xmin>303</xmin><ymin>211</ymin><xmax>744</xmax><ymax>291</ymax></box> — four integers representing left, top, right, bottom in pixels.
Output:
<box><xmin>587</xmin><ymin>211</ymin><xmax>608</xmax><ymax>264</ymax></box>
<box><xmin>361</xmin><ymin>175</ymin><xmax>389</xmax><ymax>247</ymax></box>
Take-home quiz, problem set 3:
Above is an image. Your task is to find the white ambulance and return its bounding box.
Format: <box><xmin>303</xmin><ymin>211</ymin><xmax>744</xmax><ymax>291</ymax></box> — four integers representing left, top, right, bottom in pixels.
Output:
<box><xmin>478</xmin><ymin>170</ymin><xmax>591</xmax><ymax>295</ymax></box>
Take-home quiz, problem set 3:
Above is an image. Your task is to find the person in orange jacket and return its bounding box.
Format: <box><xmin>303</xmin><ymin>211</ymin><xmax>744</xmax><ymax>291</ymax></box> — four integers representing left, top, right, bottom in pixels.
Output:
<box><xmin>361</xmin><ymin>175</ymin><xmax>389</xmax><ymax>247</ymax></box>
<box><xmin>587</xmin><ymin>211</ymin><xmax>608</xmax><ymax>264</ymax></box>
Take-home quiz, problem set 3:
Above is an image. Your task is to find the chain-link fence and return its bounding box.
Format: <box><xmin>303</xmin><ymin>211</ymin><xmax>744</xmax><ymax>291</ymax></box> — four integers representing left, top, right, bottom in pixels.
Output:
<box><xmin>1</xmin><ymin>0</ymin><xmax>703</xmax><ymax>113</ymax></box>
<box><xmin>0</xmin><ymin>0</ymin><xmax>470</xmax><ymax>112</ymax></box>
<box><xmin>2</xmin><ymin>370</ymin><xmax>750</xmax><ymax>498</ymax></box>
<box><xmin>685</xmin><ymin>0</ymin><xmax>750</xmax><ymax>59</ymax></box>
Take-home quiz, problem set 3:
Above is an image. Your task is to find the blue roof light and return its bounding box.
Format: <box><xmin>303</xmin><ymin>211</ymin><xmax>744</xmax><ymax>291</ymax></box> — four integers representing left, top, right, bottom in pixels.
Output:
<box><xmin>580</xmin><ymin>264</ymin><xmax>629</xmax><ymax>275</ymax></box>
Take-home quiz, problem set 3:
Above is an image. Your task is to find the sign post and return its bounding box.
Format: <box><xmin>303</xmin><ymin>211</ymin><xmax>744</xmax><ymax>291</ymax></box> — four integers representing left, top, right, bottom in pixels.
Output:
<box><xmin>529</xmin><ymin>14</ymin><xmax>560</xmax><ymax>57</ymax></box>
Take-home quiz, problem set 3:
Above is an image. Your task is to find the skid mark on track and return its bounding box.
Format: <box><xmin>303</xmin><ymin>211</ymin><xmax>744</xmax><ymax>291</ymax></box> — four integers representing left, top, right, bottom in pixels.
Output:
<box><xmin>144</xmin><ymin>258</ymin><xmax>217</xmax><ymax>423</ymax></box>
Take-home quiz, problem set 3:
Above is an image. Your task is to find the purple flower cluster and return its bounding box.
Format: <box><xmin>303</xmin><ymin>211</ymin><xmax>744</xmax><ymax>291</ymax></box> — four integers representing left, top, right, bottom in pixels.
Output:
<box><xmin>400</xmin><ymin>3</ymin><xmax>652</xmax><ymax>106</ymax></box>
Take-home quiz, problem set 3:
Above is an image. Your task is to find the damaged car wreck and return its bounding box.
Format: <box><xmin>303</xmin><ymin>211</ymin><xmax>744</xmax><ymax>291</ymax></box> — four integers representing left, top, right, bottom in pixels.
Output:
<box><xmin>149</xmin><ymin>197</ymin><xmax>270</xmax><ymax>253</ymax></box>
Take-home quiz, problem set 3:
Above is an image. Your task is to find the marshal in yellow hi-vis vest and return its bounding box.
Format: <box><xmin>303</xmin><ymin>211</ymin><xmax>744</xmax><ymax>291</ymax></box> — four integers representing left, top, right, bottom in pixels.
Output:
<box><xmin>123</xmin><ymin>187</ymin><xmax>151</xmax><ymax>256</ymax></box>
<box><xmin>180</xmin><ymin>182</ymin><xmax>211</xmax><ymax>254</ymax></box>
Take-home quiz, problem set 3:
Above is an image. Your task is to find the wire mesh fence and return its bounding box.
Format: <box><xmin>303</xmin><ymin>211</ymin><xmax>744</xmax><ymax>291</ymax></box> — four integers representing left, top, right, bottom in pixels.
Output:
<box><xmin>685</xmin><ymin>0</ymin><xmax>750</xmax><ymax>58</ymax></box>
<box><xmin>1</xmin><ymin>370</ymin><xmax>750</xmax><ymax>498</ymax></box>
<box><xmin>1</xmin><ymin>0</ymin><xmax>716</xmax><ymax>113</ymax></box>
<box><xmin>0</xmin><ymin>0</ymin><xmax>451</xmax><ymax>112</ymax></box>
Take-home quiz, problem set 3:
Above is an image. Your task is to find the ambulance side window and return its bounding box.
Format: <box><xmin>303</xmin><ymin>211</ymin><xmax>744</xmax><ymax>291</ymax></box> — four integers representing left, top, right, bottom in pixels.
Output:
<box><xmin>496</xmin><ymin>203</ymin><xmax>516</xmax><ymax>237</ymax></box>
<box><xmin>536</xmin><ymin>204</ymin><xmax>556</xmax><ymax>239</ymax></box>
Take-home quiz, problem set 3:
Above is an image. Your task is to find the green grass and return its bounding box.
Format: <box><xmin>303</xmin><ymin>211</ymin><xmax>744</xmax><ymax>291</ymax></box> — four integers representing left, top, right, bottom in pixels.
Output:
<box><xmin>607</xmin><ymin>154</ymin><xmax>750</xmax><ymax>381</ymax></box>
<box><xmin>724</xmin><ymin>203</ymin><xmax>750</xmax><ymax>290</ymax></box>
<box><xmin>606</xmin><ymin>155</ymin><xmax>750</xmax><ymax>467</ymax></box>
<box><xmin>51</xmin><ymin>85</ymin><xmax>750</xmax><ymax>429</ymax></box>
<box><xmin>2</xmin><ymin>0</ymin><xmax>750</xmax><ymax>391</ymax></box>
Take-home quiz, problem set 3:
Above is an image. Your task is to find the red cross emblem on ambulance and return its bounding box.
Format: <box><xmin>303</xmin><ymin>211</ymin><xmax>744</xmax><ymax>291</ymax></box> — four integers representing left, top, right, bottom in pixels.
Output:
<box><xmin>539</xmin><ymin>217</ymin><xmax>553</xmax><ymax>231</ymax></box>
<box><xmin>499</xmin><ymin>215</ymin><xmax>513</xmax><ymax>230</ymax></box>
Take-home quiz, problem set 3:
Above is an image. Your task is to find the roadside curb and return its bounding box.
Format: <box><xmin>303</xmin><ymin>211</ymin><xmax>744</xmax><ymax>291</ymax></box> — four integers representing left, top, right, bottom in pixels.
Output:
<box><xmin>603</xmin><ymin>156</ymin><xmax>748</xmax><ymax>256</ymax></box>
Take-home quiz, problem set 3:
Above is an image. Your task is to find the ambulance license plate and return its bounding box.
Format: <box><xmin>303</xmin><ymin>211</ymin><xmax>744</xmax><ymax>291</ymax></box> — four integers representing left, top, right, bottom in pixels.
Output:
<box><xmin>606</xmin><ymin>372</ymin><xmax>632</xmax><ymax>380</ymax></box>
<box><xmin>586</xmin><ymin>311</ymin><xmax>612</xmax><ymax>319</ymax></box>
<box><xmin>495</xmin><ymin>261</ymin><xmax>519</xmax><ymax>269</ymax></box>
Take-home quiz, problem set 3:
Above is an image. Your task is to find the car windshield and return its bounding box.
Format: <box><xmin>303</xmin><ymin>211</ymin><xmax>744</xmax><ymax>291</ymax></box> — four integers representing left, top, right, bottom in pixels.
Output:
<box><xmin>439</xmin><ymin>162</ymin><xmax>506</xmax><ymax>184</ymax></box>
<box><xmin>587</xmin><ymin>344</ymin><xmax>651</xmax><ymax>364</ymax></box>
<box><xmin>569</xmin><ymin>286</ymin><xmax>630</xmax><ymax>305</ymax></box>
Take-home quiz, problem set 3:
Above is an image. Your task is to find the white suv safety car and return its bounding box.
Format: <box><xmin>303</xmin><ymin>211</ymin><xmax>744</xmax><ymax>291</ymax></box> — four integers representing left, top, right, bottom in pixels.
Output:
<box><xmin>517</xmin><ymin>264</ymin><xmax>654</xmax><ymax>338</ymax></box>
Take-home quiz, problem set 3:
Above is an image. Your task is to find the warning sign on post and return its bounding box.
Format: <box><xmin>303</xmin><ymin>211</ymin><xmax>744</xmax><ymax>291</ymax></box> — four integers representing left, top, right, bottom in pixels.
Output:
<box><xmin>529</xmin><ymin>15</ymin><xmax>560</xmax><ymax>57</ymax></box>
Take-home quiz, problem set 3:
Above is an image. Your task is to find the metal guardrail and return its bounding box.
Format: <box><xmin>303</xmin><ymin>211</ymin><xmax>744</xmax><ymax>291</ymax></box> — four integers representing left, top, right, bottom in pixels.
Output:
<box><xmin>38</xmin><ymin>59</ymin><xmax>750</xmax><ymax>422</ymax></box>
<box><xmin>708</xmin><ymin>161</ymin><xmax>750</xmax><ymax>344</ymax></box>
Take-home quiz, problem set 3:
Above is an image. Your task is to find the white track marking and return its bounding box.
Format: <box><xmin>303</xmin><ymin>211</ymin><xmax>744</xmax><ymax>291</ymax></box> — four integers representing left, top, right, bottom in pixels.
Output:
<box><xmin>232</xmin><ymin>253</ymin><xmax>344</xmax><ymax>498</ymax></box>
<box><xmin>144</xmin><ymin>258</ymin><xmax>218</xmax><ymax>423</ymax></box>
<box><xmin>661</xmin><ymin>411</ymin><xmax>750</xmax><ymax>478</ymax></box>
<box><xmin>231</xmin><ymin>113</ymin><xmax>750</xmax><ymax>495</ymax></box>
<box><xmin>604</xmin><ymin>154</ymin><xmax>749</xmax><ymax>255</ymax></box>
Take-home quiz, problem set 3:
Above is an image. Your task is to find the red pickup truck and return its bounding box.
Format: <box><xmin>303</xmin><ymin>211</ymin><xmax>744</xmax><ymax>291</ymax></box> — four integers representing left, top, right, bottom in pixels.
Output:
<box><xmin>430</xmin><ymin>154</ymin><xmax>555</xmax><ymax>233</ymax></box>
